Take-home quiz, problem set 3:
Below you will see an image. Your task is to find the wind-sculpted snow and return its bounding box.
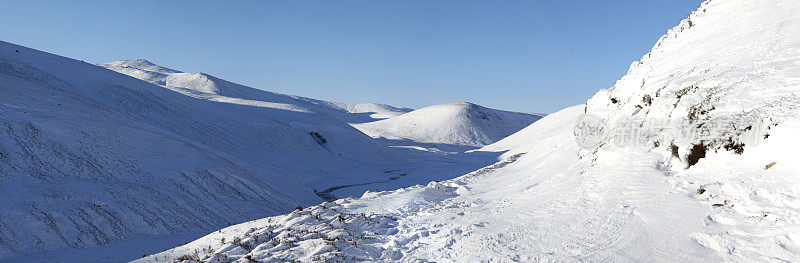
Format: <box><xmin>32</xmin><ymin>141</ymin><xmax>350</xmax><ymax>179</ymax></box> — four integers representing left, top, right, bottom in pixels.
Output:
<box><xmin>152</xmin><ymin>0</ymin><xmax>800</xmax><ymax>261</ymax></box>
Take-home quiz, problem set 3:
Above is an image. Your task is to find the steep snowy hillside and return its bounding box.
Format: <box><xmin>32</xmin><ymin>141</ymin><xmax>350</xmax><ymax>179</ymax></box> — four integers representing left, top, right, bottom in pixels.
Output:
<box><xmin>584</xmin><ymin>0</ymin><xmax>800</xmax><ymax>165</ymax></box>
<box><xmin>353</xmin><ymin>102</ymin><xmax>542</xmax><ymax>148</ymax></box>
<box><xmin>101</xmin><ymin>59</ymin><xmax>412</xmax><ymax>124</ymax></box>
<box><xmin>144</xmin><ymin>0</ymin><xmax>800</xmax><ymax>261</ymax></box>
<box><xmin>0</xmin><ymin>40</ymin><xmax>415</xmax><ymax>261</ymax></box>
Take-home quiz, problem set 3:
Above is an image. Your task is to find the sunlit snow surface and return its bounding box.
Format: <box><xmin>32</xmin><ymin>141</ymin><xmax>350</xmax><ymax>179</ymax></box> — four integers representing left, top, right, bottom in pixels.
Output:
<box><xmin>101</xmin><ymin>59</ymin><xmax>414</xmax><ymax>124</ymax></box>
<box><xmin>141</xmin><ymin>0</ymin><xmax>800</xmax><ymax>261</ymax></box>
<box><xmin>0</xmin><ymin>41</ymin><xmax>527</xmax><ymax>261</ymax></box>
<box><xmin>353</xmin><ymin>102</ymin><xmax>542</xmax><ymax>148</ymax></box>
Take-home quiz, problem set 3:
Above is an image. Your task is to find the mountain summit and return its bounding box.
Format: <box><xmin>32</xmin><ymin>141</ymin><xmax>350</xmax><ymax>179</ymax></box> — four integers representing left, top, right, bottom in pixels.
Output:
<box><xmin>354</xmin><ymin>102</ymin><xmax>542</xmax><ymax>147</ymax></box>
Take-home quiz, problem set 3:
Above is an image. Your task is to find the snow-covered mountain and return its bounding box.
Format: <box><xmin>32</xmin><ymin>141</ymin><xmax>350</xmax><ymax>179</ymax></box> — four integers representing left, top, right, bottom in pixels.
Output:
<box><xmin>141</xmin><ymin>0</ymin><xmax>800</xmax><ymax>261</ymax></box>
<box><xmin>353</xmin><ymin>102</ymin><xmax>542</xmax><ymax>148</ymax></box>
<box><xmin>0</xmin><ymin>40</ymin><xmax>425</xmax><ymax>261</ymax></box>
<box><xmin>0</xmin><ymin>41</ymin><xmax>514</xmax><ymax>261</ymax></box>
<box><xmin>101</xmin><ymin>59</ymin><xmax>412</xmax><ymax>124</ymax></box>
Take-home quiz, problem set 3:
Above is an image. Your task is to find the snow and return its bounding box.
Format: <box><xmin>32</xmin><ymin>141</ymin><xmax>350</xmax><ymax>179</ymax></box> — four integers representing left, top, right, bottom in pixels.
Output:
<box><xmin>141</xmin><ymin>105</ymin><xmax>713</xmax><ymax>261</ymax></box>
<box><xmin>99</xmin><ymin>58</ymin><xmax>536</xmax><ymax>207</ymax></box>
<box><xmin>2</xmin><ymin>0</ymin><xmax>799</xmax><ymax>261</ymax></box>
<box><xmin>297</xmin><ymin>101</ymin><xmax>413</xmax><ymax>124</ymax></box>
<box><xmin>0</xmin><ymin>40</ymin><xmax>534</xmax><ymax>261</ymax></box>
<box><xmin>145</xmin><ymin>105</ymin><xmax>719</xmax><ymax>261</ymax></box>
<box><xmin>0</xmin><ymin>40</ymin><xmax>399</xmax><ymax>261</ymax></box>
<box><xmin>140</xmin><ymin>0</ymin><xmax>800</xmax><ymax>261</ymax></box>
<box><xmin>353</xmin><ymin>102</ymin><xmax>542</xmax><ymax>150</ymax></box>
<box><xmin>101</xmin><ymin>59</ymin><xmax>412</xmax><ymax>124</ymax></box>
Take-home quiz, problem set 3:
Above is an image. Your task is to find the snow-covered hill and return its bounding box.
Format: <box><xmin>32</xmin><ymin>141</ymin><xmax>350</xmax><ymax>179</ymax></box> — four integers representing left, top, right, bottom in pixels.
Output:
<box><xmin>0</xmin><ymin>40</ymin><xmax>425</xmax><ymax>261</ymax></box>
<box><xmin>101</xmin><ymin>59</ymin><xmax>412</xmax><ymax>124</ymax></box>
<box><xmin>353</xmin><ymin>102</ymin><xmax>542</xmax><ymax>148</ymax></box>
<box><xmin>142</xmin><ymin>0</ymin><xmax>800</xmax><ymax>261</ymax></box>
<box><xmin>0</xmin><ymin>41</ymin><xmax>510</xmax><ymax>262</ymax></box>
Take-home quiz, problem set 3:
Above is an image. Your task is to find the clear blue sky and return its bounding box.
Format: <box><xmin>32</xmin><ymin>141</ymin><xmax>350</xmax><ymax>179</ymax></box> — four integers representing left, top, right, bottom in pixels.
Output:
<box><xmin>1</xmin><ymin>0</ymin><xmax>701</xmax><ymax>113</ymax></box>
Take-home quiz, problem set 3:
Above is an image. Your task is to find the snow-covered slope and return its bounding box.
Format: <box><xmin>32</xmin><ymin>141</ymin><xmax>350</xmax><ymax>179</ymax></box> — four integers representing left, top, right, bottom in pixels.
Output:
<box><xmin>101</xmin><ymin>59</ymin><xmax>412</xmax><ymax>124</ymax></box>
<box><xmin>135</xmin><ymin>105</ymin><xmax>582</xmax><ymax>263</ymax></box>
<box><xmin>143</xmin><ymin>0</ymin><xmax>800</xmax><ymax>261</ymax></box>
<box><xmin>353</xmin><ymin>102</ymin><xmax>542</xmax><ymax>147</ymax></box>
<box><xmin>0</xmin><ymin>41</ymin><xmax>415</xmax><ymax>260</ymax></box>
<box><xmin>584</xmin><ymin>0</ymin><xmax>800</xmax><ymax>166</ymax></box>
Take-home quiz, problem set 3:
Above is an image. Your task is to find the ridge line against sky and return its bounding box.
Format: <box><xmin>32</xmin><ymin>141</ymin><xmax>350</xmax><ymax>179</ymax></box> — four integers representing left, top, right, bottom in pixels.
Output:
<box><xmin>0</xmin><ymin>0</ymin><xmax>702</xmax><ymax>113</ymax></box>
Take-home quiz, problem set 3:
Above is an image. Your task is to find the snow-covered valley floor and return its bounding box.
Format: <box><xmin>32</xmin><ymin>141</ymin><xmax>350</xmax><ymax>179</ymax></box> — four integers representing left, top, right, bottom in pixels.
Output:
<box><xmin>139</xmin><ymin>104</ymin><xmax>800</xmax><ymax>262</ymax></box>
<box><xmin>3</xmin><ymin>146</ymin><xmax>505</xmax><ymax>263</ymax></box>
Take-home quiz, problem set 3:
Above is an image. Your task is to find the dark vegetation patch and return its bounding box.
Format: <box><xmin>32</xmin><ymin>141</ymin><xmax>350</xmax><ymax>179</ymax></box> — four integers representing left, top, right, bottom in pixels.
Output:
<box><xmin>697</xmin><ymin>185</ymin><xmax>706</xmax><ymax>195</ymax></box>
<box><xmin>642</xmin><ymin>94</ymin><xmax>652</xmax><ymax>106</ymax></box>
<box><xmin>686</xmin><ymin>143</ymin><xmax>707</xmax><ymax>167</ymax></box>
<box><xmin>175</xmin><ymin>253</ymin><xmax>201</xmax><ymax>262</ymax></box>
<box><xmin>675</xmin><ymin>85</ymin><xmax>698</xmax><ymax>100</ymax></box>
<box><xmin>310</xmin><ymin>132</ymin><xmax>327</xmax><ymax>145</ymax></box>
<box><xmin>687</xmin><ymin>105</ymin><xmax>715</xmax><ymax>122</ymax></box>
<box><xmin>670</xmin><ymin>143</ymin><xmax>680</xmax><ymax>158</ymax></box>
<box><xmin>712</xmin><ymin>200</ymin><xmax>730</xmax><ymax>207</ymax></box>
<box><xmin>723</xmin><ymin>140</ymin><xmax>745</xmax><ymax>154</ymax></box>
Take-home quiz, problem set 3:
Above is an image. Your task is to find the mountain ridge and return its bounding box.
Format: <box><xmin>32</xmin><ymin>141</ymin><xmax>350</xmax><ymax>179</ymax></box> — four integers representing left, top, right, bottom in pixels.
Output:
<box><xmin>101</xmin><ymin>59</ymin><xmax>413</xmax><ymax>124</ymax></box>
